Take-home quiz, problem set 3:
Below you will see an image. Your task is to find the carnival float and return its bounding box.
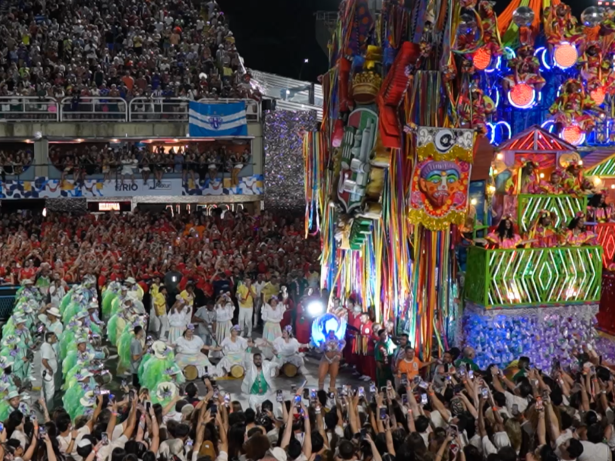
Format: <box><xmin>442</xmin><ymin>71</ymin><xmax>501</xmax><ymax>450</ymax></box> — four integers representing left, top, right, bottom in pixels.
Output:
<box><xmin>303</xmin><ymin>0</ymin><xmax>615</xmax><ymax>368</ymax></box>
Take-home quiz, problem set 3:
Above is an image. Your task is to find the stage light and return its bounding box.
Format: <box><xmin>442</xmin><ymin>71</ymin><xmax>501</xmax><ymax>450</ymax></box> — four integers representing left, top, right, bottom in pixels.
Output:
<box><xmin>540</xmin><ymin>173</ymin><xmax>545</xmax><ymax>178</ymax></box>
<box><xmin>306</xmin><ymin>300</ymin><xmax>325</xmax><ymax>317</ymax></box>
<box><xmin>470</xmin><ymin>198</ymin><xmax>477</xmax><ymax>205</ymax></box>
<box><xmin>496</xmin><ymin>153</ymin><xmax>504</xmax><ymax>160</ymax></box>
<box><xmin>311</xmin><ymin>313</ymin><xmax>347</xmax><ymax>346</ymax></box>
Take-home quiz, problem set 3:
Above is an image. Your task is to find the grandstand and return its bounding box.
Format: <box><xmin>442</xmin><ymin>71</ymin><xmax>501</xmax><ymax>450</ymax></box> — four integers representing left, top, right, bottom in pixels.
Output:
<box><xmin>0</xmin><ymin>0</ymin><xmax>321</xmax><ymax>208</ymax></box>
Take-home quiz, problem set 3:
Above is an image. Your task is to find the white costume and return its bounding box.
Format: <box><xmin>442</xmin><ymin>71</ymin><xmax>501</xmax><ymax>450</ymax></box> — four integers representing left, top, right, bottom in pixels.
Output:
<box><xmin>194</xmin><ymin>307</ymin><xmax>216</xmax><ymax>345</ymax></box>
<box><xmin>215</xmin><ymin>336</ymin><xmax>248</xmax><ymax>376</ymax></box>
<box><xmin>168</xmin><ymin>307</ymin><xmax>191</xmax><ymax>345</ymax></box>
<box><xmin>241</xmin><ymin>352</ymin><xmax>278</xmax><ymax>409</ymax></box>
<box><xmin>175</xmin><ymin>335</ymin><xmax>212</xmax><ymax>377</ymax></box>
<box><xmin>272</xmin><ymin>337</ymin><xmax>307</xmax><ymax>375</ymax></box>
<box><xmin>40</xmin><ymin>341</ymin><xmax>57</xmax><ymax>406</ymax></box>
<box><xmin>262</xmin><ymin>303</ymin><xmax>285</xmax><ymax>342</ymax></box>
<box><xmin>214</xmin><ymin>303</ymin><xmax>234</xmax><ymax>345</ymax></box>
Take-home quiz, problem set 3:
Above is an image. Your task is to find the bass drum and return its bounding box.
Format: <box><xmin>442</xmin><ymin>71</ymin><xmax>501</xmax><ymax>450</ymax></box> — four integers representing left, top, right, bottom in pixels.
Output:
<box><xmin>230</xmin><ymin>365</ymin><xmax>245</xmax><ymax>379</ymax></box>
<box><xmin>94</xmin><ymin>370</ymin><xmax>112</xmax><ymax>386</ymax></box>
<box><xmin>184</xmin><ymin>365</ymin><xmax>199</xmax><ymax>381</ymax></box>
<box><xmin>282</xmin><ymin>363</ymin><xmax>298</xmax><ymax>378</ymax></box>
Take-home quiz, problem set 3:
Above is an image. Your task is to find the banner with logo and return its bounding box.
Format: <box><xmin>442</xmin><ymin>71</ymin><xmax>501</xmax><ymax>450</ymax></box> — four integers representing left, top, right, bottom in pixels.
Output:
<box><xmin>408</xmin><ymin>127</ymin><xmax>475</xmax><ymax>230</ymax></box>
<box><xmin>0</xmin><ymin>176</ymin><xmax>264</xmax><ymax>198</ymax></box>
<box><xmin>189</xmin><ymin>101</ymin><xmax>248</xmax><ymax>137</ymax></box>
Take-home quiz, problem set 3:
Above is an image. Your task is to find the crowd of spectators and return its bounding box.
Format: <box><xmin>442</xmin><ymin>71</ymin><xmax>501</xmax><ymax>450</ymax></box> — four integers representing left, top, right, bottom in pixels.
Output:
<box><xmin>48</xmin><ymin>142</ymin><xmax>251</xmax><ymax>185</ymax></box>
<box><xmin>8</xmin><ymin>317</ymin><xmax>615</xmax><ymax>461</ymax></box>
<box><xmin>0</xmin><ymin>144</ymin><xmax>33</xmax><ymax>178</ymax></box>
<box><xmin>0</xmin><ymin>0</ymin><xmax>262</xmax><ymax>110</ymax></box>
<box><xmin>0</xmin><ymin>209</ymin><xmax>318</xmax><ymax>303</ymax></box>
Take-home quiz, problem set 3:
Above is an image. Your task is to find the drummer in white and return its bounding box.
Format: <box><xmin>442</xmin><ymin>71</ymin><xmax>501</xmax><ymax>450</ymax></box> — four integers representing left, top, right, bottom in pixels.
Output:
<box><xmin>260</xmin><ymin>325</ymin><xmax>309</xmax><ymax>376</ymax></box>
<box><xmin>215</xmin><ymin>325</ymin><xmax>252</xmax><ymax>377</ymax></box>
<box><xmin>175</xmin><ymin>324</ymin><xmax>220</xmax><ymax>378</ymax></box>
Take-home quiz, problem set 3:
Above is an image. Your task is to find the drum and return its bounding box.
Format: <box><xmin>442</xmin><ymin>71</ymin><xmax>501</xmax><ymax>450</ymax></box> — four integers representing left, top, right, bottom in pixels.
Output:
<box><xmin>94</xmin><ymin>370</ymin><xmax>112</xmax><ymax>386</ymax></box>
<box><xmin>184</xmin><ymin>365</ymin><xmax>198</xmax><ymax>381</ymax></box>
<box><xmin>282</xmin><ymin>363</ymin><xmax>297</xmax><ymax>378</ymax></box>
<box><xmin>230</xmin><ymin>365</ymin><xmax>244</xmax><ymax>378</ymax></box>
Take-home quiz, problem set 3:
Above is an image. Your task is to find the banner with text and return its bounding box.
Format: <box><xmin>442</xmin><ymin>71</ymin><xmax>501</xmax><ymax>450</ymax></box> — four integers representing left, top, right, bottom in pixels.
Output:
<box><xmin>0</xmin><ymin>176</ymin><xmax>264</xmax><ymax>198</ymax></box>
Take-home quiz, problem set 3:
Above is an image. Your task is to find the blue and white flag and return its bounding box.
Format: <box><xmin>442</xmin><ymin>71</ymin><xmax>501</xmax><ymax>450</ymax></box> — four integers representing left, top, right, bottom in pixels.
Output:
<box><xmin>189</xmin><ymin>101</ymin><xmax>248</xmax><ymax>137</ymax></box>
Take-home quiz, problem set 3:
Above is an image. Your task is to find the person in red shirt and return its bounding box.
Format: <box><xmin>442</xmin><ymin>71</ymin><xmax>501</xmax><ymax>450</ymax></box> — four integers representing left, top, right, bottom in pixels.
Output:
<box><xmin>280</xmin><ymin>285</ymin><xmax>293</xmax><ymax>329</ymax></box>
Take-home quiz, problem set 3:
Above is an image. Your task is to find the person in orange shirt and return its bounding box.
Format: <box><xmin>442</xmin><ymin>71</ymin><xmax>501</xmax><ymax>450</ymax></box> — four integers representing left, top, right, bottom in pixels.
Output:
<box><xmin>395</xmin><ymin>346</ymin><xmax>436</xmax><ymax>388</ymax></box>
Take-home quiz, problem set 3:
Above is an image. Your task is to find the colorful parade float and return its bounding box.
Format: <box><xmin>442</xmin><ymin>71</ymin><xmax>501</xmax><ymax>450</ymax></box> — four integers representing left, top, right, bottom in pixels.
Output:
<box><xmin>304</xmin><ymin>0</ymin><xmax>615</xmax><ymax>368</ymax></box>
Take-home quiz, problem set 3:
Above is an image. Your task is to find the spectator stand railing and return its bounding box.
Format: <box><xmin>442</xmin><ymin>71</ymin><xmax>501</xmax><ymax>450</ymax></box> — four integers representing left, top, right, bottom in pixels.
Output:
<box><xmin>129</xmin><ymin>97</ymin><xmax>260</xmax><ymax>122</ymax></box>
<box><xmin>0</xmin><ymin>97</ymin><xmax>59</xmax><ymax>122</ymax></box>
<box><xmin>60</xmin><ymin>97</ymin><xmax>128</xmax><ymax>122</ymax></box>
<box><xmin>1</xmin><ymin>97</ymin><xmax>263</xmax><ymax>123</ymax></box>
<box><xmin>129</xmin><ymin>97</ymin><xmax>190</xmax><ymax>122</ymax></box>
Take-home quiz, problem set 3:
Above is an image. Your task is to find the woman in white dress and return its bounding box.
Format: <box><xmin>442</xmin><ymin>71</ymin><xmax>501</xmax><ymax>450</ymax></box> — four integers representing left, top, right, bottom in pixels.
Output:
<box><xmin>175</xmin><ymin>325</ymin><xmax>219</xmax><ymax>378</ymax></box>
<box><xmin>214</xmin><ymin>294</ymin><xmax>234</xmax><ymax>345</ymax></box>
<box><xmin>261</xmin><ymin>326</ymin><xmax>309</xmax><ymax>375</ymax></box>
<box><xmin>262</xmin><ymin>296</ymin><xmax>285</xmax><ymax>342</ymax></box>
<box><xmin>167</xmin><ymin>297</ymin><xmax>191</xmax><ymax>345</ymax></box>
<box><xmin>215</xmin><ymin>326</ymin><xmax>253</xmax><ymax>377</ymax></box>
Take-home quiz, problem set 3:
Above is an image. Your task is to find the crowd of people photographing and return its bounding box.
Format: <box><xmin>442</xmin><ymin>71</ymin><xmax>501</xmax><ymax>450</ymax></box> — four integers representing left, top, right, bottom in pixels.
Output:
<box><xmin>0</xmin><ymin>0</ymin><xmax>262</xmax><ymax>112</ymax></box>
<box><xmin>0</xmin><ymin>208</ymin><xmax>609</xmax><ymax>461</ymax></box>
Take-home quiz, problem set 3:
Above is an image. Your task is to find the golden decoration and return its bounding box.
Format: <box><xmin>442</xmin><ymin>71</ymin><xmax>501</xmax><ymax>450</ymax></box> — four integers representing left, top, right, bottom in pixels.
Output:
<box><xmin>417</xmin><ymin>142</ymin><xmax>475</xmax><ymax>163</ymax></box>
<box><xmin>407</xmin><ymin>209</ymin><xmax>467</xmax><ymax>231</ymax></box>
<box><xmin>352</xmin><ymin>71</ymin><xmax>383</xmax><ymax>104</ymax></box>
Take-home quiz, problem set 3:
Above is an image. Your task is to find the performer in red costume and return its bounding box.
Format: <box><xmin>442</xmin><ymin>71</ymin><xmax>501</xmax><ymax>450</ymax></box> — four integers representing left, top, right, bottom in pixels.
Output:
<box><xmin>343</xmin><ymin>299</ymin><xmax>360</xmax><ymax>369</ymax></box>
<box><xmin>362</xmin><ymin>318</ymin><xmax>378</xmax><ymax>381</ymax></box>
<box><xmin>279</xmin><ymin>285</ymin><xmax>294</xmax><ymax>330</ymax></box>
<box><xmin>351</xmin><ymin>311</ymin><xmax>375</xmax><ymax>381</ymax></box>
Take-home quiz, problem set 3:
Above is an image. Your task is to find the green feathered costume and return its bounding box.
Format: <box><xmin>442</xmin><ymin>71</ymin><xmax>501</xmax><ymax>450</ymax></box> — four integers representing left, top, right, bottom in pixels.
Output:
<box><xmin>1</xmin><ymin>318</ymin><xmax>15</xmax><ymax>338</ymax></box>
<box><xmin>59</xmin><ymin>290</ymin><xmax>73</xmax><ymax>313</ymax></box>
<box><xmin>141</xmin><ymin>360</ymin><xmax>185</xmax><ymax>392</ymax></box>
<box><xmin>107</xmin><ymin>313</ymin><xmax>121</xmax><ymax>346</ymax></box>
<box><xmin>63</xmin><ymin>301</ymin><xmax>83</xmax><ymax>324</ymax></box>
<box><xmin>63</xmin><ymin>379</ymin><xmax>96</xmax><ymax>421</ymax></box>
<box><xmin>1</xmin><ymin>344</ymin><xmax>30</xmax><ymax>383</ymax></box>
<box><xmin>102</xmin><ymin>282</ymin><xmax>120</xmax><ymax>316</ymax></box>
<box><xmin>110</xmin><ymin>295</ymin><xmax>126</xmax><ymax>317</ymax></box>
<box><xmin>59</xmin><ymin>322</ymin><xmax>82</xmax><ymax>361</ymax></box>
<box><xmin>117</xmin><ymin>330</ymin><xmax>136</xmax><ymax>373</ymax></box>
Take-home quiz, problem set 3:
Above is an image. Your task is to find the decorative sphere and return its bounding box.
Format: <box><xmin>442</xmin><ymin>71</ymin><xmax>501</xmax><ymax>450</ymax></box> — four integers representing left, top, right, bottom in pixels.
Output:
<box><xmin>513</xmin><ymin>6</ymin><xmax>535</xmax><ymax>27</ymax></box>
<box><xmin>458</xmin><ymin>13</ymin><xmax>477</xmax><ymax>35</ymax></box>
<box><xmin>581</xmin><ymin>6</ymin><xmax>604</xmax><ymax>27</ymax></box>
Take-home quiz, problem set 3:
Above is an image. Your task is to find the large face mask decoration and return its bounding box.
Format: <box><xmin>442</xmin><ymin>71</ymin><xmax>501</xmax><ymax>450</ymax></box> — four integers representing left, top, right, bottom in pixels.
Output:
<box><xmin>418</xmin><ymin>161</ymin><xmax>462</xmax><ymax>209</ymax></box>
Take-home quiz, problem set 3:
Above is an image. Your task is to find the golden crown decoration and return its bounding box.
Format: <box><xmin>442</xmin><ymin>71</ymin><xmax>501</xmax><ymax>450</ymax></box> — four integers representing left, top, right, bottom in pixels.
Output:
<box><xmin>352</xmin><ymin>71</ymin><xmax>382</xmax><ymax>105</ymax></box>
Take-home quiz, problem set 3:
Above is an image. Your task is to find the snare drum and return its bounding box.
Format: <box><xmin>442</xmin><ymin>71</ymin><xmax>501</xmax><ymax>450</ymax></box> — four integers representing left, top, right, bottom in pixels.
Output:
<box><xmin>282</xmin><ymin>363</ymin><xmax>297</xmax><ymax>378</ymax></box>
<box><xmin>184</xmin><ymin>365</ymin><xmax>198</xmax><ymax>381</ymax></box>
<box><xmin>230</xmin><ymin>365</ymin><xmax>245</xmax><ymax>378</ymax></box>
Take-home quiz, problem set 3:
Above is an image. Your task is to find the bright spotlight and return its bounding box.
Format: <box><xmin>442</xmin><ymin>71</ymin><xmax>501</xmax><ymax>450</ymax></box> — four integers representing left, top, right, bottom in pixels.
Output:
<box><xmin>306</xmin><ymin>300</ymin><xmax>325</xmax><ymax>317</ymax></box>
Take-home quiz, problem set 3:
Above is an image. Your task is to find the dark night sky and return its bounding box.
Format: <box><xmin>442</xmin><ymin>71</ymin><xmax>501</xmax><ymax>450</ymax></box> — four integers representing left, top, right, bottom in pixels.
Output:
<box><xmin>219</xmin><ymin>0</ymin><xmax>596</xmax><ymax>82</ymax></box>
